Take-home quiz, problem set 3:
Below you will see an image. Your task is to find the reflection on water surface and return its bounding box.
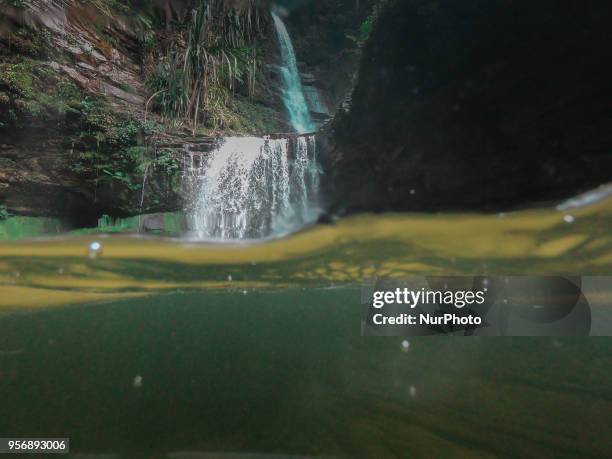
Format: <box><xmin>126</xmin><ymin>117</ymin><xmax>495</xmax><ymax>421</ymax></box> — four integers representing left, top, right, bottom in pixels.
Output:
<box><xmin>1</xmin><ymin>195</ymin><xmax>611</xmax><ymax>310</ymax></box>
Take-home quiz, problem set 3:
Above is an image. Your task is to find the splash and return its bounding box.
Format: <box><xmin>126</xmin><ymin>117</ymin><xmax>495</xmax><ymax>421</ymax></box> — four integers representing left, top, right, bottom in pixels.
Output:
<box><xmin>183</xmin><ymin>136</ymin><xmax>320</xmax><ymax>240</ymax></box>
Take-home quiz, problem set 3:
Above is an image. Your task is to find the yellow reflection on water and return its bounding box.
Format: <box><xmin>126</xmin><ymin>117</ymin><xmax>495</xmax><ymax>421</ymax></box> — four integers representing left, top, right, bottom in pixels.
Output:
<box><xmin>0</xmin><ymin>196</ymin><xmax>611</xmax><ymax>311</ymax></box>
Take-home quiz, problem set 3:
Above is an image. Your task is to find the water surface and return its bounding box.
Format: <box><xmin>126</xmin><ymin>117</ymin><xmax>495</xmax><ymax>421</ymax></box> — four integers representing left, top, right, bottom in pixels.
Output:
<box><xmin>1</xmin><ymin>196</ymin><xmax>611</xmax><ymax>457</ymax></box>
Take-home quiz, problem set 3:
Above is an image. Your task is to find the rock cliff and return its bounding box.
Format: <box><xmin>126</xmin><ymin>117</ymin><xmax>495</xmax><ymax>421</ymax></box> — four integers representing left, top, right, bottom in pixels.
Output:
<box><xmin>322</xmin><ymin>0</ymin><xmax>612</xmax><ymax>214</ymax></box>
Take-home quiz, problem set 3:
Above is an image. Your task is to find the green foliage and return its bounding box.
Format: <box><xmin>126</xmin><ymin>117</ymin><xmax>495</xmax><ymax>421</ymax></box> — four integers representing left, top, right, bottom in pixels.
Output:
<box><xmin>66</xmin><ymin>93</ymin><xmax>156</xmax><ymax>192</ymax></box>
<box><xmin>146</xmin><ymin>0</ymin><xmax>265</xmax><ymax>131</ymax></box>
<box><xmin>105</xmin><ymin>0</ymin><xmax>130</xmax><ymax>13</ymax></box>
<box><xmin>79</xmin><ymin>96</ymin><xmax>151</xmax><ymax>147</ymax></box>
<box><xmin>0</xmin><ymin>58</ymin><xmax>81</xmax><ymax>122</ymax></box>
<box><xmin>0</xmin><ymin>54</ymin><xmax>180</xmax><ymax>205</ymax></box>
<box><xmin>232</xmin><ymin>97</ymin><xmax>285</xmax><ymax>134</ymax></box>
<box><xmin>2</xmin><ymin>26</ymin><xmax>54</xmax><ymax>59</ymax></box>
<box><xmin>0</xmin><ymin>205</ymin><xmax>10</xmax><ymax>220</ymax></box>
<box><xmin>72</xmin><ymin>99</ymin><xmax>181</xmax><ymax>198</ymax></box>
<box><xmin>348</xmin><ymin>0</ymin><xmax>392</xmax><ymax>45</ymax></box>
<box><xmin>102</xmin><ymin>168</ymin><xmax>141</xmax><ymax>190</ymax></box>
<box><xmin>359</xmin><ymin>17</ymin><xmax>373</xmax><ymax>40</ymax></box>
<box><xmin>1</xmin><ymin>0</ymin><xmax>28</xmax><ymax>8</ymax></box>
<box><xmin>152</xmin><ymin>148</ymin><xmax>180</xmax><ymax>176</ymax></box>
<box><xmin>90</xmin><ymin>143</ymin><xmax>180</xmax><ymax>196</ymax></box>
<box><xmin>0</xmin><ymin>0</ymin><xmax>184</xmax><ymax>213</ymax></box>
<box><xmin>90</xmin><ymin>0</ymin><xmax>130</xmax><ymax>15</ymax></box>
<box><xmin>143</xmin><ymin>31</ymin><xmax>155</xmax><ymax>51</ymax></box>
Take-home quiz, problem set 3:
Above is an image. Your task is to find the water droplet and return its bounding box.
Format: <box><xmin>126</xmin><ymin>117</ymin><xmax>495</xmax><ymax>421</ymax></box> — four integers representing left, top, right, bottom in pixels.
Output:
<box><xmin>563</xmin><ymin>214</ymin><xmax>575</xmax><ymax>224</ymax></box>
<box><xmin>409</xmin><ymin>189</ymin><xmax>416</xmax><ymax>195</ymax></box>
<box><xmin>243</xmin><ymin>290</ymin><xmax>248</xmax><ymax>295</ymax></box>
<box><xmin>409</xmin><ymin>385</ymin><xmax>417</xmax><ymax>398</ymax></box>
<box><xmin>132</xmin><ymin>375</ymin><xmax>143</xmax><ymax>388</ymax></box>
<box><xmin>401</xmin><ymin>340</ymin><xmax>411</xmax><ymax>352</ymax></box>
<box><xmin>88</xmin><ymin>241</ymin><xmax>102</xmax><ymax>258</ymax></box>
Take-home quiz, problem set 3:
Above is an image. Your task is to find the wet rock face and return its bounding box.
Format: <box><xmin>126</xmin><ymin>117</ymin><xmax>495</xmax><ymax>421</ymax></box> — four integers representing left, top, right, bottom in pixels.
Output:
<box><xmin>0</xmin><ymin>1</ymin><xmax>286</xmax><ymax>220</ymax></box>
<box><xmin>324</xmin><ymin>1</ymin><xmax>612</xmax><ymax>213</ymax></box>
<box><xmin>285</xmin><ymin>0</ymin><xmax>378</xmax><ymax>118</ymax></box>
<box><xmin>0</xmin><ymin>2</ymin><xmax>153</xmax><ymax>219</ymax></box>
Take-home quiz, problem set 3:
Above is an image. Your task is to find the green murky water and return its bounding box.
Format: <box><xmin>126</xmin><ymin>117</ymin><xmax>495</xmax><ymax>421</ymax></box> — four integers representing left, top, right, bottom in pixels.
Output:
<box><xmin>1</xmin><ymin>198</ymin><xmax>612</xmax><ymax>457</ymax></box>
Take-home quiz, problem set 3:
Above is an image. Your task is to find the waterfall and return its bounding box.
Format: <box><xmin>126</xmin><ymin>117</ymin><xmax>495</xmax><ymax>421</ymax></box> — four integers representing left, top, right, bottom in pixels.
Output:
<box><xmin>271</xmin><ymin>12</ymin><xmax>315</xmax><ymax>134</ymax></box>
<box><xmin>181</xmin><ymin>12</ymin><xmax>320</xmax><ymax>241</ymax></box>
<box><xmin>183</xmin><ymin>136</ymin><xmax>320</xmax><ymax>240</ymax></box>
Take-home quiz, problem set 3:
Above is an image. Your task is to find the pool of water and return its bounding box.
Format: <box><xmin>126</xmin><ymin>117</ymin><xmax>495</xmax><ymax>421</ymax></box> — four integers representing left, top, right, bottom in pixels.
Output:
<box><xmin>1</xmin><ymin>196</ymin><xmax>611</xmax><ymax>457</ymax></box>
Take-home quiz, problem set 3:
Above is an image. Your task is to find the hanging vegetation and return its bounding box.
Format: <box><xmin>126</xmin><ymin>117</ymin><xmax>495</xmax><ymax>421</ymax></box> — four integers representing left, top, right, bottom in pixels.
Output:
<box><xmin>146</xmin><ymin>0</ymin><xmax>267</xmax><ymax>133</ymax></box>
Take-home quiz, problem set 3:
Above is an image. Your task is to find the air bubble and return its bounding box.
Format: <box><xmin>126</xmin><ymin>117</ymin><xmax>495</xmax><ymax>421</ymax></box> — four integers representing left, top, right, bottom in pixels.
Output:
<box><xmin>88</xmin><ymin>241</ymin><xmax>102</xmax><ymax>259</ymax></box>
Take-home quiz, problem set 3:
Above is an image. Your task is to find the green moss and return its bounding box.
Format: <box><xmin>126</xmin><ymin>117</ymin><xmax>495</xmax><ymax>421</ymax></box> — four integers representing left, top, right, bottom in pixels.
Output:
<box><xmin>0</xmin><ymin>204</ymin><xmax>10</xmax><ymax>220</ymax></box>
<box><xmin>76</xmin><ymin>108</ymin><xmax>150</xmax><ymax>178</ymax></box>
<box><xmin>78</xmin><ymin>95</ymin><xmax>148</xmax><ymax>146</ymax></box>
<box><xmin>71</xmin><ymin>98</ymin><xmax>182</xmax><ymax>209</ymax></box>
<box><xmin>0</xmin><ymin>216</ymin><xmax>65</xmax><ymax>239</ymax></box>
<box><xmin>0</xmin><ymin>25</ymin><xmax>55</xmax><ymax>59</ymax></box>
<box><xmin>1</xmin><ymin>0</ymin><xmax>28</xmax><ymax>9</ymax></box>
<box><xmin>232</xmin><ymin>98</ymin><xmax>285</xmax><ymax>135</ymax></box>
<box><xmin>0</xmin><ymin>2</ymin><xmax>187</xmax><ymax>216</ymax></box>
<box><xmin>0</xmin><ymin>58</ymin><xmax>81</xmax><ymax>122</ymax></box>
<box><xmin>101</xmin><ymin>0</ymin><xmax>131</xmax><ymax>14</ymax></box>
<box><xmin>0</xmin><ymin>56</ymin><xmax>180</xmax><ymax>213</ymax></box>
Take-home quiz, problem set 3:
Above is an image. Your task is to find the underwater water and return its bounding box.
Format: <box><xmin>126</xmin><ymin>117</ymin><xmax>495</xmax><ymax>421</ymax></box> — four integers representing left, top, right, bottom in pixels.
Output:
<box><xmin>1</xmin><ymin>193</ymin><xmax>612</xmax><ymax>457</ymax></box>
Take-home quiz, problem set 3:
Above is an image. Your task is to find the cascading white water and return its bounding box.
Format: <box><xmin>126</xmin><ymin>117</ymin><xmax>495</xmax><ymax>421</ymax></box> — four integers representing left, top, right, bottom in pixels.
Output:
<box><xmin>183</xmin><ymin>11</ymin><xmax>321</xmax><ymax>240</ymax></box>
<box><xmin>271</xmin><ymin>11</ymin><xmax>315</xmax><ymax>134</ymax></box>
<box><xmin>184</xmin><ymin>136</ymin><xmax>320</xmax><ymax>240</ymax></box>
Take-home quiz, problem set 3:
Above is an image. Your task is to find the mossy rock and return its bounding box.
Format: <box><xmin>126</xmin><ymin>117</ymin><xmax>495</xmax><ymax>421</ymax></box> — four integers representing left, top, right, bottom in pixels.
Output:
<box><xmin>0</xmin><ymin>58</ymin><xmax>82</xmax><ymax>124</ymax></box>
